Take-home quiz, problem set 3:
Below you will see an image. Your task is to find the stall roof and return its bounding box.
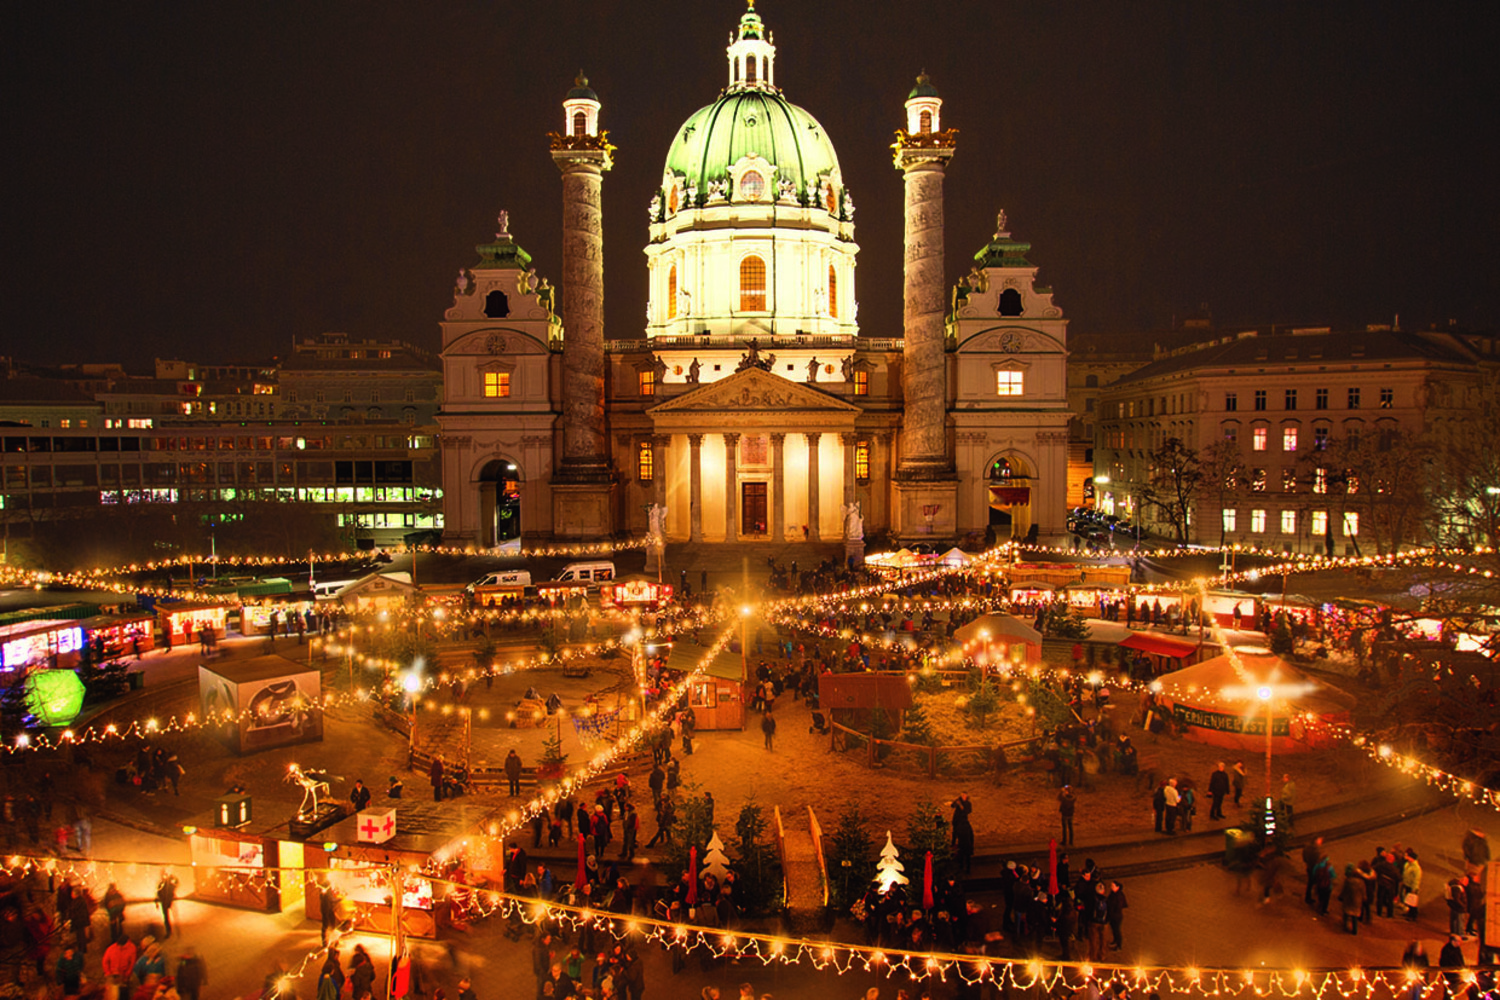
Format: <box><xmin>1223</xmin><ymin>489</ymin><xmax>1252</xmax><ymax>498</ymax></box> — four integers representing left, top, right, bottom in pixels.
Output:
<box><xmin>0</xmin><ymin>604</ymin><xmax>94</xmax><ymax>628</ymax></box>
<box><xmin>665</xmin><ymin>642</ymin><xmax>743</xmax><ymax>682</ymax></box>
<box><xmin>1158</xmin><ymin>652</ymin><xmax>1357</xmax><ymax>715</ymax></box>
<box><xmin>818</xmin><ymin>672</ymin><xmax>914</xmax><ymax>712</ymax></box>
<box><xmin>200</xmin><ymin>652</ymin><xmax>319</xmax><ymax>685</ymax></box>
<box><xmin>952</xmin><ymin>613</ymin><xmax>1043</xmax><ymax>646</ymax></box>
<box><xmin>1119</xmin><ymin>632</ymin><xmax>1202</xmax><ymax>658</ymax></box>
<box><xmin>322</xmin><ymin>798</ymin><xmax>499</xmax><ymax>859</ymax></box>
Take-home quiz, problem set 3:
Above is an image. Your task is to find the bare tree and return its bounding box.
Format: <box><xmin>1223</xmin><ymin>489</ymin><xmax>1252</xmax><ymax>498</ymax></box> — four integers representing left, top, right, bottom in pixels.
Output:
<box><xmin>1141</xmin><ymin>437</ymin><xmax>1203</xmax><ymax>545</ymax></box>
<box><xmin>1424</xmin><ymin>402</ymin><xmax>1500</xmax><ymax>548</ymax></box>
<box><xmin>1201</xmin><ymin>438</ymin><xmax>1249</xmax><ymax>547</ymax></box>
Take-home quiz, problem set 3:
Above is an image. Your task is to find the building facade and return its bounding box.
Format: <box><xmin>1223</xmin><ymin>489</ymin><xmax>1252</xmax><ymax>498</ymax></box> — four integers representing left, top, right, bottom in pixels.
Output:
<box><xmin>438</xmin><ymin>5</ymin><xmax>1072</xmax><ymax>549</ymax></box>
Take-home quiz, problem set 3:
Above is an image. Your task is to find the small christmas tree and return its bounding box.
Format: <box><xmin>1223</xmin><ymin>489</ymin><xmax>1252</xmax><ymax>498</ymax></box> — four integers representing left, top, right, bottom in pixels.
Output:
<box><xmin>901</xmin><ymin>697</ymin><xmax>936</xmax><ymax>746</ymax></box>
<box><xmin>873</xmin><ymin>831</ymin><xmax>909</xmax><ymax>892</ymax></box>
<box><xmin>702</xmin><ymin>832</ymin><xmax>732</xmax><ymax>882</ymax></box>
<box><xmin>538</xmin><ymin>730</ymin><xmax>568</xmax><ymax>782</ymax></box>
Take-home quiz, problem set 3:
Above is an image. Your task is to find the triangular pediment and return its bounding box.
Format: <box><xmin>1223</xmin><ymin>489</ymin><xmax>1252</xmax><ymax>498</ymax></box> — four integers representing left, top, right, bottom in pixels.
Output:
<box><xmin>648</xmin><ymin>367</ymin><xmax>861</xmax><ymax>414</ymax></box>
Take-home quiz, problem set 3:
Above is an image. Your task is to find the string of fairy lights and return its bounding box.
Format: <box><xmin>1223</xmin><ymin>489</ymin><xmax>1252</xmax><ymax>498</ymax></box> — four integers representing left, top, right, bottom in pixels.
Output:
<box><xmin>4</xmin><ymin>851</ymin><xmax>1484</xmax><ymax>998</ymax></box>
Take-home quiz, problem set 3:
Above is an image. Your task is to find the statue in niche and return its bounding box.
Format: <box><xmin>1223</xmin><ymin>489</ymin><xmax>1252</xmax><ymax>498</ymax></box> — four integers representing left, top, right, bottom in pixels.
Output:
<box><xmin>688</xmin><ymin>358</ymin><xmax>702</xmax><ymax>384</ymax></box>
<box><xmin>806</xmin><ymin>357</ymin><xmax>821</xmax><ymax>382</ymax></box>
<box><xmin>843</xmin><ymin>500</ymin><xmax>864</xmax><ymax>541</ymax></box>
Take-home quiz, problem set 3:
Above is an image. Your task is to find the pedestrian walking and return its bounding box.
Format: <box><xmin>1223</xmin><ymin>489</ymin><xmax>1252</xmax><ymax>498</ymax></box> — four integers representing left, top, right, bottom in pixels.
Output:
<box><xmin>350</xmin><ymin>779</ymin><xmax>372</xmax><ymax>813</ymax></box>
<box><xmin>1162</xmin><ymin>779</ymin><xmax>1181</xmax><ymax>834</ymax></box>
<box><xmin>504</xmin><ymin>750</ymin><xmax>523</xmax><ymax>797</ymax></box>
<box><xmin>1152</xmin><ymin>782</ymin><xmax>1166</xmax><ymax>834</ymax></box>
<box><xmin>761</xmin><ymin>710</ymin><xmax>776</xmax><ymax>751</ymax></box>
<box><xmin>1106</xmin><ymin>880</ymin><xmax>1127</xmax><ymax>950</ymax></box>
<box><xmin>1402</xmin><ymin>849</ymin><xmax>1423</xmax><ymax>921</ymax></box>
<box><xmin>155</xmin><ymin>869</ymin><xmax>179</xmax><ymax>937</ymax></box>
<box><xmin>1208</xmin><ymin>762</ymin><xmax>1230</xmax><ymax>820</ymax></box>
<box><xmin>1231</xmin><ymin>760</ymin><xmax>1247</xmax><ymax>805</ymax></box>
<box><xmin>431</xmin><ymin>756</ymin><xmax>446</xmax><ymax>802</ymax></box>
<box><xmin>1339</xmin><ymin>864</ymin><xmax>1367</xmax><ymax>934</ymax></box>
<box><xmin>1058</xmin><ymin>786</ymin><xmax>1076</xmax><ymax>847</ymax></box>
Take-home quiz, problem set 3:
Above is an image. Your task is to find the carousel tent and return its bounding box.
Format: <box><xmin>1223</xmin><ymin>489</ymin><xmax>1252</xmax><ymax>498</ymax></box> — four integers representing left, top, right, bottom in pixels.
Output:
<box><xmin>1155</xmin><ymin>650</ymin><xmax>1355</xmax><ymax>752</ymax></box>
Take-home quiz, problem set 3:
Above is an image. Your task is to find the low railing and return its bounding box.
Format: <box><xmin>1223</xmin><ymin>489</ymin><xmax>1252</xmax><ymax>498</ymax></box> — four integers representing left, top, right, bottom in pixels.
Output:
<box><xmin>829</xmin><ymin>719</ymin><xmax>1045</xmax><ymax>777</ymax></box>
<box><xmin>806</xmin><ymin>805</ymin><xmax>829</xmax><ymax>907</ymax></box>
<box><xmin>772</xmin><ymin>804</ymin><xmax>789</xmax><ymax>909</ymax></box>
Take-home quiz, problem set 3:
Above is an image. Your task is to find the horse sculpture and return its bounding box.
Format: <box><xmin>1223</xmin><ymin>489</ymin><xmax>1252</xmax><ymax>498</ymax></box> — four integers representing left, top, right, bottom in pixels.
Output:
<box><xmin>286</xmin><ymin>763</ymin><xmax>334</xmax><ymax>819</ymax></box>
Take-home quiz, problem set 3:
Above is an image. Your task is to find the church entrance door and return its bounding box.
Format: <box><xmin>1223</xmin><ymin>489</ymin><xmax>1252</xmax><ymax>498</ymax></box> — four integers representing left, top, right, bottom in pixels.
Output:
<box><xmin>741</xmin><ymin>482</ymin><xmax>768</xmax><ymax>537</ymax></box>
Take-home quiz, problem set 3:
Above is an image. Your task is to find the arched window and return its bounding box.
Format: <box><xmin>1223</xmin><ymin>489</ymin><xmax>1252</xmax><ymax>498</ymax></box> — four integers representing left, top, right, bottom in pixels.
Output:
<box><xmin>918</xmin><ymin>109</ymin><xmax>933</xmax><ymax>133</ymax></box>
<box><xmin>666</xmin><ymin>265</ymin><xmax>678</xmax><ymax>320</ymax></box>
<box><xmin>571</xmin><ymin>111</ymin><xmax>587</xmax><ymax>137</ymax></box>
<box><xmin>739</xmin><ymin>255</ymin><xmax>766</xmax><ymax>311</ymax></box>
<box><xmin>825</xmin><ymin>186</ymin><xmax>837</xmax><ymax>214</ymax></box>
<box><xmin>484</xmin><ymin>290</ymin><xmax>509</xmax><ymax>318</ymax></box>
<box><xmin>827</xmin><ymin>265</ymin><xmax>838</xmax><ymax>318</ymax></box>
<box><xmin>638</xmin><ymin>441</ymin><xmax>654</xmax><ymax>482</ymax></box>
<box><xmin>738</xmin><ymin>170</ymin><xmax>765</xmax><ymax>201</ymax></box>
<box><xmin>1085</xmin><ymin>374</ymin><xmax>1099</xmax><ymax>388</ymax></box>
<box><xmin>999</xmin><ymin>288</ymin><xmax>1023</xmax><ymax>316</ymax></box>
<box><xmin>667</xmin><ymin>185</ymin><xmax>679</xmax><ymax>214</ymax></box>
<box><xmin>746</xmin><ymin>57</ymin><xmax>758</xmax><ymax>84</ymax></box>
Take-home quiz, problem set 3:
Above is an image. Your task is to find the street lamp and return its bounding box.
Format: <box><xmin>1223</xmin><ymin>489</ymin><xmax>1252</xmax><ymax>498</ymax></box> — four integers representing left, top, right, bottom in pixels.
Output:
<box><xmin>1257</xmin><ymin>684</ymin><xmax>1274</xmax><ymax>802</ymax></box>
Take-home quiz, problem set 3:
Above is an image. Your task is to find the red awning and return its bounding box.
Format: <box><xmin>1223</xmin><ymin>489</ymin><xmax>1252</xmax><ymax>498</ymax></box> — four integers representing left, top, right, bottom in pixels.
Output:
<box><xmin>1119</xmin><ymin>633</ymin><xmax>1201</xmax><ymax>659</ymax></box>
<box><xmin>989</xmin><ymin>486</ymin><xmax>1031</xmax><ymax>506</ymax></box>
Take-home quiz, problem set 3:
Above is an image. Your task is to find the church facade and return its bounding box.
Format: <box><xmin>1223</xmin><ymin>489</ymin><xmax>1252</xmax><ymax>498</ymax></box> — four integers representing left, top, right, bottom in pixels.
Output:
<box><xmin>438</xmin><ymin>5</ymin><xmax>1071</xmax><ymax>549</ymax></box>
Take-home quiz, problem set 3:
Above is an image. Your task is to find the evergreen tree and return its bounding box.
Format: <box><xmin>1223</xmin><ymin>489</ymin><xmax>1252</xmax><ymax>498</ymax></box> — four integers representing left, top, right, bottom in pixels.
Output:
<box><xmin>903</xmin><ymin>798</ymin><xmax>952</xmax><ymax>883</ymax></box>
<box><xmin>827</xmin><ymin>804</ymin><xmax>876</xmax><ymax>910</ymax></box>
<box><xmin>733</xmin><ymin>802</ymin><xmax>783</xmax><ymax>914</ymax></box>
<box><xmin>1041</xmin><ymin>598</ymin><xmax>1092</xmax><ymax>639</ymax></box>
<box><xmin>901</xmin><ymin>697</ymin><xmax>936</xmax><ymax>746</ymax></box>
<box><xmin>964</xmin><ymin>679</ymin><xmax>1001</xmax><ymax>730</ymax></box>
<box><xmin>1269</xmin><ymin>613</ymin><xmax>1296</xmax><ymax>656</ymax></box>
<box><xmin>664</xmin><ymin>780</ymin><xmax>717</xmax><ymax>880</ymax></box>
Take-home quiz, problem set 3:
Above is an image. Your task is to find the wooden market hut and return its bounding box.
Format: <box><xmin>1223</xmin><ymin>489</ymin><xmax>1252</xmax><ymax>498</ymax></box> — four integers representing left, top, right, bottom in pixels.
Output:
<box><xmin>1116</xmin><ymin>632</ymin><xmax>1208</xmax><ymax>678</ymax></box>
<box><xmin>818</xmin><ymin>672</ymin><xmax>914</xmax><ymax>732</ymax></box>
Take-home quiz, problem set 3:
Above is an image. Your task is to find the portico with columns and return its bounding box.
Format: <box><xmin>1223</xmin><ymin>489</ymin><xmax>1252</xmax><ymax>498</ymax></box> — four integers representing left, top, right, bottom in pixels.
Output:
<box><xmin>645</xmin><ymin>367</ymin><xmax>860</xmax><ymax>543</ymax></box>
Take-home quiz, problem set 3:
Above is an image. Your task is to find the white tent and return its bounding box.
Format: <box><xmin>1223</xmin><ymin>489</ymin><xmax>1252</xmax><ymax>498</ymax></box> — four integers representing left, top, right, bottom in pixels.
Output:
<box><xmin>938</xmin><ymin>547</ymin><xmax>972</xmax><ymax>567</ymax></box>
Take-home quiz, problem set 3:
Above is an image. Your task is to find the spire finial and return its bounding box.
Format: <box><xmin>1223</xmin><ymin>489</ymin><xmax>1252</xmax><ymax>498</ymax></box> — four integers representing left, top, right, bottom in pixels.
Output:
<box><xmin>575</xmin><ymin>70</ymin><xmax>588</xmax><ymax>88</ymax></box>
<box><xmin>994</xmin><ymin>210</ymin><xmax>1009</xmax><ymax>239</ymax></box>
<box><xmin>746</xmin><ymin>0</ymin><xmax>755</xmax><ymax>9</ymax></box>
<box><xmin>497</xmin><ymin>210</ymin><xmax>511</xmax><ymax>240</ymax></box>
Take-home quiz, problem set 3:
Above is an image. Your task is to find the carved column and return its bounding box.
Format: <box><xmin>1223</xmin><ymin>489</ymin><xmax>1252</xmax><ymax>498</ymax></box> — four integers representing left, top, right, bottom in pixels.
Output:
<box><xmin>806</xmin><ymin>432</ymin><xmax>821</xmax><ymax>542</ymax></box>
<box><xmin>771</xmin><ymin>432</ymin><xmax>786</xmax><ymax>542</ymax></box>
<box><xmin>551</xmin><ymin>149</ymin><xmax>612</xmax><ymax>476</ymax></box>
<box><xmin>652</xmin><ymin>435</ymin><xmax>669</xmax><ymax>508</ymax></box>
<box><xmin>894</xmin><ymin>128</ymin><xmax>956</xmax><ymax>479</ymax></box>
<box><xmin>688</xmin><ymin>433</ymin><xmax>703</xmax><ymax>543</ymax></box>
<box><xmin>841</xmin><ymin>432</ymin><xmax>858</xmax><ymax>508</ymax></box>
<box><xmin>723</xmin><ymin>433</ymin><xmax>740</xmax><ymax>540</ymax></box>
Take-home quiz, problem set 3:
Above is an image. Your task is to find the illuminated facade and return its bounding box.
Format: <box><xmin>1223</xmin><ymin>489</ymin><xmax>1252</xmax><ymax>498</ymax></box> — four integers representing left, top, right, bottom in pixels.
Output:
<box><xmin>438</xmin><ymin>5</ymin><xmax>1071</xmax><ymax>548</ymax></box>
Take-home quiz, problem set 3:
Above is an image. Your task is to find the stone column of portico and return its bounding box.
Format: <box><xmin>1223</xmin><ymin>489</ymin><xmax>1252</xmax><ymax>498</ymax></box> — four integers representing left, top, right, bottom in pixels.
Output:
<box><xmin>841</xmin><ymin>432</ymin><xmax>858</xmax><ymax>511</ymax></box>
<box><xmin>723</xmin><ymin>433</ymin><xmax>740</xmax><ymax>540</ymax></box>
<box><xmin>771</xmin><ymin>433</ymin><xmax>786</xmax><ymax>542</ymax></box>
<box><xmin>806</xmin><ymin>432</ymin><xmax>821</xmax><ymax>542</ymax></box>
<box><xmin>688</xmin><ymin>433</ymin><xmax>704</xmax><ymax>543</ymax></box>
<box><xmin>652</xmin><ymin>436</ymin><xmax>669</xmax><ymax>507</ymax></box>
<box><xmin>893</xmin><ymin>81</ymin><xmax>956</xmax><ymax>480</ymax></box>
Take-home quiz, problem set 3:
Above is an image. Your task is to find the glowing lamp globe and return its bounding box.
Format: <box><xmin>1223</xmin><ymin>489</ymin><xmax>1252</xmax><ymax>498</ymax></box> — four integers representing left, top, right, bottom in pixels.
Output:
<box><xmin>25</xmin><ymin>670</ymin><xmax>86</xmax><ymax>726</ymax></box>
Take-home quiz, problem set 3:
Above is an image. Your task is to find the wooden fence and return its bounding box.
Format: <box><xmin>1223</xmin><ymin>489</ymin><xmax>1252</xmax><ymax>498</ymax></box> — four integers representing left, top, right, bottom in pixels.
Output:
<box><xmin>828</xmin><ymin>719</ymin><xmax>1046</xmax><ymax>777</ymax></box>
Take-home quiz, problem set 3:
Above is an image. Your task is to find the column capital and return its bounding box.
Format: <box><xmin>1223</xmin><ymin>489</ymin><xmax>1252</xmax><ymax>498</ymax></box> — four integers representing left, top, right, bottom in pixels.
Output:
<box><xmin>770</xmin><ymin>432</ymin><xmax>786</xmax><ymax>446</ymax></box>
<box><xmin>723</xmin><ymin>432</ymin><xmax>742</xmax><ymax>447</ymax></box>
<box><xmin>840</xmin><ymin>432</ymin><xmax>859</xmax><ymax>447</ymax></box>
<box><xmin>688</xmin><ymin>433</ymin><xmax>705</xmax><ymax>447</ymax></box>
<box><xmin>651</xmin><ymin>434</ymin><xmax>671</xmax><ymax>448</ymax></box>
<box><xmin>804</xmin><ymin>431</ymin><xmax>822</xmax><ymax>446</ymax></box>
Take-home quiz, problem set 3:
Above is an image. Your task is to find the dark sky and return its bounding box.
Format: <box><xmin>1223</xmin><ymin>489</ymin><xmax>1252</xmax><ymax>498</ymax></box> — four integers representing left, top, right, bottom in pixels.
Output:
<box><xmin>8</xmin><ymin>1</ymin><xmax>1496</xmax><ymax>368</ymax></box>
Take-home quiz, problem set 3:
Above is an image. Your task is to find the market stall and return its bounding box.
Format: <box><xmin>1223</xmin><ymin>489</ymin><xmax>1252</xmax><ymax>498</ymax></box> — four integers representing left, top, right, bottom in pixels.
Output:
<box><xmin>0</xmin><ymin>619</ymin><xmax>85</xmax><ymax>672</ymax></box>
<box><xmin>330</xmin><ymin>571</ymin><xmax>420</xmax><ymax>611</ymax></box>
<box><xmin>952</xmin><ymin>613</ymin><xmax>1044</xmax><ymax>671</ymax></box>
<box><xmin>186</xmin><ymin>826</ymin><xmax>306</xmax><ymax>913</ymax></box>
<box><xmin>665</xmin><ymin>641</ymin><xmax>744</xmax><ymax>730</ymax></box>
<box><xmin>81</xmin><ymin>613</ymin><xmax>156</xmax><ymax>660</ymax></box>
<box><xmin>1155</xmin><ymin>650</ymin><xmax>1355</xmax><ymax>752</ymax></box>
<box><xmin>158</xmin><ymin>601</ymin><xmax>231</xmax><ymax>650</ymax></box>
<box><xmin>1116</xmin><ymin>631</ymin><xmax>1207</xmax><ymax>678</ymax></box>
<box><xmin>239</xmin><ymin>597</ymin><xmax>318</xmax><ymax>637</ymax></box>
<box><xmin>199</xmin><ymin>653</ymin><xmax>324</xmax><ymax>754</ymax></box>
<box><xmin>599</xmin><ymin>575</ymin><xmax>674</xmax><ymax>611</ymax></box>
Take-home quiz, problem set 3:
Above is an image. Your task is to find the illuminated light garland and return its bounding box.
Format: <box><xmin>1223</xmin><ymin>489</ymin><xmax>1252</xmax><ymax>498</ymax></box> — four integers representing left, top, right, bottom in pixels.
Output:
<box><xmin>1349</xmin><ymin>734</ymin><xmax>1500</xmax><ymax>812</ymax></box>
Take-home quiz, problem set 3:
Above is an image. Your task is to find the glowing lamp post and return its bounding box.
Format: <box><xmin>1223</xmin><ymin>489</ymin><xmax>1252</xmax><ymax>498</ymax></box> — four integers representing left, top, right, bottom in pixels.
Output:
<box><xmin>1257</xmin><ymin>684</ymin><xmax>1274</xmax><ymax>802</ymax></box>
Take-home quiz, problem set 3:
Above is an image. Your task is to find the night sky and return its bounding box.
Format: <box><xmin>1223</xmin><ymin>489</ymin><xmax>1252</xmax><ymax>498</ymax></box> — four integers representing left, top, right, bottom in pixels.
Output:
<box><xmin>9</xmin><ymin>1</ymin><xmax>1496</xmax><ymax>368</ymax></box>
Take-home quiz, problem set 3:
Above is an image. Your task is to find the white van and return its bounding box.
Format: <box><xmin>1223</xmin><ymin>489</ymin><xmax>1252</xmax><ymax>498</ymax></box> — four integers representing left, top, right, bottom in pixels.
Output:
<box><xmin>553</xmin><ymin>561</ymin><xmax>616</xmax><ymax>588</ymax></box>
<box><xmin>468</xmin><ymin>570</ymin><xmax>533</xmax><ymax>592</ymax></box>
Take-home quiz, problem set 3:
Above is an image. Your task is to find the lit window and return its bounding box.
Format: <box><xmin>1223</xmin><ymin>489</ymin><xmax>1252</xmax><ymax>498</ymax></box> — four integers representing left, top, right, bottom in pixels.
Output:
<box><xmin>1281</xmin><ymin>510</ymin><xmax>1298</xmax><ymax>534</ymax></box>
<box><xmin>1282</xmin><ymin>468</ymin><xmax>1297</xmax><ymax>492</ymax></box>
<box><xmin>1314</xmin><ymin>426</ymin><xmax>1329</xmax><ymax>450</ymax></box>
<box><xmin>1313</xmin><ymin>468</ymin><xmax>1328</xmax><ymax>494</ymax></box>
<box><xmin>853</xmin><ymin>370</ymin><xmax>869</xmax><ymax>396</ymax></box>
<box><xmin>1251</xmin><ymin>509</ymin><xmax>1267</xmax><ymax>533</ymax></box>
<box><xmin>1347</xmin><ymin>387</ymin><xmax>1361</xmax><ymax>409</ymax></box>
<box><xmin>738</xmin><ymin>171</ymin><xmax>765</xmax><ymax>201</ymax></box>
<box><xmin>1225</xmin><ymin>392</ymin><xmax>1238</xmax><ymax>412</ymax></box>
<box><xmin>1252</xmin><ymin>427</ymin><xmax>1268</xmax><ymax>451</ymax></box>
<box><xmin>637</xmin><ymin>442</ymin><xmax>654</xmax><ymax>482</ymax></box>
<box><xmin>1222</xmin><ymin>508</ymin><xmax>1237</xmax><ymax>532</ymax></box>
<box><xmin>1285</xmin><ymin>389</ymin><xmax>1297</xmax><ymax>411</ymax></box>
<box><xmin>668</xmin><ymin>185</ymin><xmax>679</xmax><ymax>214</ymax></box>
<box><xmin>739</xmin><ymin>255</ymin><xmax>766</xmax><ymax>311</ymax></box>
<box><xmin>855</xmin><ymin>441</ymin><xmax>870</xmax><ymax>481</ymax></box>
<box><xmin>1379</xmin><ymin>387</ymin><xmax>1394</xmax><ymax>408</ymax></box>
<box><xmin>1254</xmin><ymin>390</ymin><xmax>1267</xmax><ymax>411</ymax></box>
<box><xmin>996</xmin><ymin>371</ymin><xmax>1024</xmax><ymax>396</ymax></box>
<box><xmin>667</xmin><ymin>266</ymin><xmax>678</xmax><ymax>320</ymax></box>
<box><xmin>1311</xmin><ymin>510</ymin><xmax>1328</xmax><ymax>535</ymax></box>
<box><xmin>827</xmin><ymin>265</ymin><xmax>838</xmax><ymax>319</ymax></box>
<box><xmin>919</xmin><ymin>109</ymin><xmax>933</xmax><ymax>133</ymax></box>
<box><xmin>572</xmin><ymin>111</ymin><xmax>587</xmax><ymax>137</ymax></box>
<box><xmin>1315</xmin><ymin>388</ymin><xmax>1329</xmax><ymax>410</ymax></box>
<box><xmin>1282</xmin><ymin>427</ymin><xmax>1298</xmax><ymax>452</ymax></box>
<box><xmin>639</xmin><ymin>370</ymin><xmax>656</xmax><ymax>397</ymax></box>
<box><xmin>1343</xmin><ymin>512</ymin><xmax>1359</xmax><ymax>537</ymax></box>
<box><xmin>483</xmin><ymin>372</ymin><xmax>511</xmax><ymax>398</ymax></box>
<box><xmin>1250</xmin><ymin>468</ymin><xmax>1266</xmax><ymax>492</ymax></box>
<box><xmin>60</xmin><ymin>419</ymin><xmax>71</xmax><ymax>429</ymax></box>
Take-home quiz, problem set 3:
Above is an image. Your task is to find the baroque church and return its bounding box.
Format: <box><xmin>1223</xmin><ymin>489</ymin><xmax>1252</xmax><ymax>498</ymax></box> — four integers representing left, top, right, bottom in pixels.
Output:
<box><xmin>437</xmin><ymin>4</ymin><xmax>1070</xmax><ymax>549</ymax></box>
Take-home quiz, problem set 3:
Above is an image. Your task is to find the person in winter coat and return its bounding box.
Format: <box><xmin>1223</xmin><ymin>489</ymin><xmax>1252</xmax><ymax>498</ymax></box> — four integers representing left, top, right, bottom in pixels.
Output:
<box><xmin>1105</xmin><ymin>880</ymin><xmax>1128</xmax><ymax>950</ymax></box>
<box><xmin>1338</xmin><ymin>864</ymin><xmax>1367</xmax><ymax>934</ymax></box>
<box><xmin>1208</xmin><ymin>763</ymin><xmax>1231</xmax><ymax>820</ymax></box>
<box><xmin>1401</xmin><ymin>849</ymin><xmax>1423</xmax><ymax>921</ymax></box>
<box><xmin>1446</xmin><ymin>877</ymin><xmax>1468</xmax><ymax>936</ymax></box>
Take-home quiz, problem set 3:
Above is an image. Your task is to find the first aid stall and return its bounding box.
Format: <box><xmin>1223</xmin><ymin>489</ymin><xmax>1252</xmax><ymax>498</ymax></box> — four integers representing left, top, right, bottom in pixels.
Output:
<box><xmin>304</xmin><ymin>798</ymin><xmax>500</xmax><ymax>939</ymax></box>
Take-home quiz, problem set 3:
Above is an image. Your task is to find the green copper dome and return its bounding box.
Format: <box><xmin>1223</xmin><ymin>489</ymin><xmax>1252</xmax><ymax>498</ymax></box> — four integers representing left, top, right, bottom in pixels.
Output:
<box><xmin>663</xmin><ymin>90</ymin><xmax>842</xmax><ymax>205</ymax></box>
